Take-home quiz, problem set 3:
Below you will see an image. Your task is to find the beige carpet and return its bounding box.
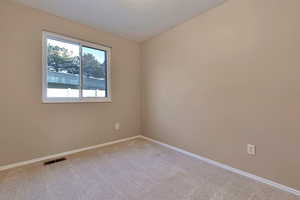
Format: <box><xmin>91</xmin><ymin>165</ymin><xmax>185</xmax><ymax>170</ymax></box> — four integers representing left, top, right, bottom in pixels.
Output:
<box><xmin>0</xmin><ymin>138</ymin><xmax>299</xmax><ymax>200</ymax></box>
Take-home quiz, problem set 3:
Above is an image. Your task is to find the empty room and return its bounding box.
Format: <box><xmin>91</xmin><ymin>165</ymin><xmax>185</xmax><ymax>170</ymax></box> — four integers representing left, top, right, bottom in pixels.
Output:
<box><xmin>0</xmin><ymin>0</ymin><xmax>300</xmax><ymax>199</ymax></box>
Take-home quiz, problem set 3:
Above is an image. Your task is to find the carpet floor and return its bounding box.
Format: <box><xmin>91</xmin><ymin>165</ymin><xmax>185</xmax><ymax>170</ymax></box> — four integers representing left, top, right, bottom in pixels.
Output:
<box><xmin>0</xmin><ymin>138</ymin><xmax>299</xmax><ymax>200</ymax></box>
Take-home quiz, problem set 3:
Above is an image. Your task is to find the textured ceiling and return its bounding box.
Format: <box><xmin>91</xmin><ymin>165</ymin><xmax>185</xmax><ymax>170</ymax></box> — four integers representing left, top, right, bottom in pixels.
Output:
<box><xmin>13</xmin><ymin>0</ymin><xmax>225</xmax><ymax>41</ymax></box>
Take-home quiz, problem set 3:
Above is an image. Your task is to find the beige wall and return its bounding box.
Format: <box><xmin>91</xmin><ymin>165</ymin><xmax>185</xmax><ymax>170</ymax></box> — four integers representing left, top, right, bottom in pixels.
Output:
<box><xmin>142</xmin><ymin>0</ymin><xmax>300</xmax><ymax>190</ymax></box>
<box><xmin>0</xmin><ymin>1</ymin><xmax>141</xmax><ymax>166</ymax></box>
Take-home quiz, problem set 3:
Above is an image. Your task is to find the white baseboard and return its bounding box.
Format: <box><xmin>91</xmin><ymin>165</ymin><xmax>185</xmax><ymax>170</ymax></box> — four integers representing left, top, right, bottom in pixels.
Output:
<box><xmin>140</xmin><ymin>135</ymin><xmax>300</xmax><ymax>196</ymax></box>
<box><xmin>0</xmin><ymin>135</ymin><xmax>140</xmax><ymax>172</ymax></box>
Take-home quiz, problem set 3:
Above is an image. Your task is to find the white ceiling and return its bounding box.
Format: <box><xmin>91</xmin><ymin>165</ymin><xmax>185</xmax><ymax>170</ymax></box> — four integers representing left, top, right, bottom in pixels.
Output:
<box><xmin>13</xmin><ymin>0</ymin><xmax>224</xmax><ymax>42</ymax></box>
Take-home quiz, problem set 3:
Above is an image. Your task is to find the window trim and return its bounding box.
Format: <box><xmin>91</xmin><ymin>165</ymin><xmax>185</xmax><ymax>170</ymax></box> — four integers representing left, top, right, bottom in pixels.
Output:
<box><xmin>42</xmin><ymin>31</ymin><xmax>112</xmax><ymax>103</ymax></box>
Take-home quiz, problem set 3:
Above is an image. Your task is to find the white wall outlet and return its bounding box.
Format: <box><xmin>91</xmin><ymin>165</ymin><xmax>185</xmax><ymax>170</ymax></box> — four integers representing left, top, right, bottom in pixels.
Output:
<box><xmin>114</xmin><ymin>122</ymin><xmax>120</xmax><ymax>131</ymax></box>
<box><xmin>247</xmin><ymin>144</ymin><xmax>256</xmax><ymax>155</ymax></box>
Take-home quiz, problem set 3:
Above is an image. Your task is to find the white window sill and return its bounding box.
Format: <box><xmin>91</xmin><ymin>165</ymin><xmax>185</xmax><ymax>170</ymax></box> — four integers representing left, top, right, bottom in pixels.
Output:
<box><xmin>42</xmin><ymin>97</ymin><xmax>112</xmax><ymax>103</ymax></box>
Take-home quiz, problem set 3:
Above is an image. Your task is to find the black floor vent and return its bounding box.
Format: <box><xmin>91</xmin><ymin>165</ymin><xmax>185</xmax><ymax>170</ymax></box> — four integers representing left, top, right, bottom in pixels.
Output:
<box><xmin>44</xmin><ymin>157</ymin><xmax>66</xmax><ymax>165</ymax></box>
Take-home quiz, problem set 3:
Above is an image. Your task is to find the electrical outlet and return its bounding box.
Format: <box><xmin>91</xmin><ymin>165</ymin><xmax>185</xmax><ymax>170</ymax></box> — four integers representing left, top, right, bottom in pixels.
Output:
<box><xmin>247</xmin><ymin>144</ymin><xmax>256</xmax><ymax>155</ymax></box>
<box><xmin>114</xmin><ymin>123</ymin><xmax>120</xmax><ymax>131</ymax></box>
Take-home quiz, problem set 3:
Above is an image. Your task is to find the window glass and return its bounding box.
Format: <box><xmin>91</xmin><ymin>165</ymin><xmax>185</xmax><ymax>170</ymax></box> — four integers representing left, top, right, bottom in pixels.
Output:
<box><xmin>82</xmin><ymin>46</ymin><xmax>107</xmax><ymax>97</ymax></box>
<box><xmin>47</xmin><ymin>39</ymin><xmax>80</xmax><ymax>98</ymax></box>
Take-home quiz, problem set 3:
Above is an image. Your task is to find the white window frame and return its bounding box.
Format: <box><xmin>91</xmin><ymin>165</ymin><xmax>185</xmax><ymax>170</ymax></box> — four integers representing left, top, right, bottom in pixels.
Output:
<box><xmin>42</xmin><ymin>31</ymin><xmax>112</xmax><ymax>103</ymax></box>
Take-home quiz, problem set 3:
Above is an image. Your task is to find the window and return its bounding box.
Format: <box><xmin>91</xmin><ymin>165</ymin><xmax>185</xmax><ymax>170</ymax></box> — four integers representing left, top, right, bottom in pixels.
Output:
<box><xmin>42</xmin><ymin>32</ymin><xmax>111</xmax><ymax>103</ymax></box>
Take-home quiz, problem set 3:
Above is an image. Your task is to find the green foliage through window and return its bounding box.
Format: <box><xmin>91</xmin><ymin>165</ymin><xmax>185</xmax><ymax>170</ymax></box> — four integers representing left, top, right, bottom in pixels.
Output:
<box><xmin>47</xmin><ymin>44</ymin><xmax>106</xmax><ymax>79</ymax></box>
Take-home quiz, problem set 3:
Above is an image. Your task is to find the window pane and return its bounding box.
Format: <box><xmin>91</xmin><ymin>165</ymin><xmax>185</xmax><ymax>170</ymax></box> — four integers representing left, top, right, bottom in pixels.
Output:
<box><xmin>47</xmin><ymin>38</ymin><xmax>80</xmax><ymax>98</ymax></box>
<box><xmin>82</xmin><ymin>46</ymin><xmax>107</xmax><ymax>97</ymax></box>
